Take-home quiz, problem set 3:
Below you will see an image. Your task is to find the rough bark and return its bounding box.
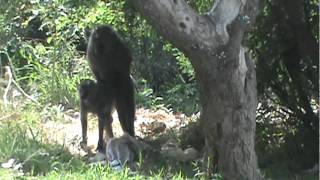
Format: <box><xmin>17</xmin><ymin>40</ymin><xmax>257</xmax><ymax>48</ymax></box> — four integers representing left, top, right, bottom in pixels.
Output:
<box><xmin>129</xmin><ymin>0</ymin><xmax>263</xmax><ymax>179</ymax></box>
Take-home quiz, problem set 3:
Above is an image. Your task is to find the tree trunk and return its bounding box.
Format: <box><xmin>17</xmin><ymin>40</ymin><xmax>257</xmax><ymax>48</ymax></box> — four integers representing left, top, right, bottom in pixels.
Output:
<box><xmin>129</xmin><ymin>0</ymin><xmax>263</xmax><ymax>179</ymax></box>
<box><xmin>196</xmin><ymin>46</ymin><xmax>261</xmax><ymax>179</ymax></box>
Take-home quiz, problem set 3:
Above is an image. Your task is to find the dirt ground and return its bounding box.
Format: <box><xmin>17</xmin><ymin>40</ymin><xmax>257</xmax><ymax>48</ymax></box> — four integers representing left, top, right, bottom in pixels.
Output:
<box><xmin>41</xmin><ymin>108</ymin><xmax>196</xmax><ymax>156</ymax></box>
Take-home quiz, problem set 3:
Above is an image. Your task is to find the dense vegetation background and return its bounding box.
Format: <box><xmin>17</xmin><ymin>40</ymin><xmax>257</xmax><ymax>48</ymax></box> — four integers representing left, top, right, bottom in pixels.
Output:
<box><xmin>0</xmin><ymin>0</ymin><xmax>318</xmax><ymax>179</ymax></box>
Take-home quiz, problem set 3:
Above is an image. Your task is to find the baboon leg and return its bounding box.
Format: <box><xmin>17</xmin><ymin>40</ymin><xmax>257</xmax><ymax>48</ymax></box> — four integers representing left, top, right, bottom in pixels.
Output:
<box><xmin>105</xmin><ymin>114</ymin><xmax>114</xmax><ymax>140</ymax></box>
<box><xmin>115</xmin><ymin>78</ymin><xmax>135</xmax><ymax>136</ymax></box>
<box><xmin>80</xmin><ymin>105</ymin><xmax>88</xmax><ymax>146</ymax></box>
<box><xmin>97</xmin><ymin>112</ymin><xmax>107</xmax><ymax>153</ymax></box>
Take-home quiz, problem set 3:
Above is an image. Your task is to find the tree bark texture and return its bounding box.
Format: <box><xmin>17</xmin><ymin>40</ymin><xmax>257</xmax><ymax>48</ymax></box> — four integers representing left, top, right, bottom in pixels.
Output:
<box><xmin>130</xmin><ymin>0</ymin><xmax>263</xmax><ymax>179</ymax></box>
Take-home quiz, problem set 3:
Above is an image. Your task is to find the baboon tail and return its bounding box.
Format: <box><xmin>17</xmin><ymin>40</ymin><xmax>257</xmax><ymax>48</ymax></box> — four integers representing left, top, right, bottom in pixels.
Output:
<box><xmin>115</xmin><ymin>77</ymin><xmax>135</xmax><ymax>136</ymax></box>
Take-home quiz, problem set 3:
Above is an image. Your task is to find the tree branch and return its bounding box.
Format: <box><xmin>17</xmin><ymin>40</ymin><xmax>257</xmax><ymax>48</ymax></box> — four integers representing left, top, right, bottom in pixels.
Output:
<box><xmin>130</xmin><ymin>0</ymin><xmax>220</xmax><ymax>52</ymax></box>
<box><xmin>131</xmin><ymin>0</ymin><xmax>260</xmax><ymax>48</ymax></box>
<box><xmin>208</xmin><ymin>0</ymin><xmax>244</xmax><ymax>44</ymax></box>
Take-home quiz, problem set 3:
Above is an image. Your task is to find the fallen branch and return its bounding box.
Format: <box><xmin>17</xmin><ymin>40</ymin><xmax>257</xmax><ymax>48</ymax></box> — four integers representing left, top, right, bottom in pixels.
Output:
<box><xmin>3</xmin><ymin>66</ymin><xmax>13</xmax><ymax>105</ymax></box>
<box><xmin>3</xmin><ymin>66</ymin><xmax>39</xmax><ymax>105</ymax></box>
<box><xmin>0</xmin><ymin>113</ymin><xmax>16</xmax><ymax>121</ymax></box>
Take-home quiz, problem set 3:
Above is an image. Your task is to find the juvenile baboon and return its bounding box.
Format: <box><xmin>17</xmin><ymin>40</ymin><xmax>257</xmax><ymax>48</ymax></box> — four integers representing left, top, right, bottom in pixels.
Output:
<box><xmin>79</xmin><ymin>79</ymin><xmax>114</xmax><ymax>152</ymax></box>
<box><xmin>106</xmin><ymin>133</ymin><xmax>142</xmax><ymax>170</ymax></box>
<box><xmin>86</xmin><ymin>25</ymin><xmax>135</xmax><ymax>137</ymax></box>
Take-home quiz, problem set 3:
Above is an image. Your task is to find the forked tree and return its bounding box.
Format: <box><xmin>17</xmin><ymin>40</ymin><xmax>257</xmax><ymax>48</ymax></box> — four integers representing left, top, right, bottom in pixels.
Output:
<box><xmin>129</xmin><ymin>0</ymin><xmax>263</xmax><ymax>179</ymax></box>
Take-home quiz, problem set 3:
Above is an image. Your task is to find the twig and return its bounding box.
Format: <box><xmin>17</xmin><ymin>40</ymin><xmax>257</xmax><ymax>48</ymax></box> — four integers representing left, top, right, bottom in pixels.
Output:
<box><xmin>3</xmin><ymin>66</ymin><xmax>39</xmax><ymax>105</ymax></box>
<box><xmin>21</xmin><ymin>149</ymin><xmax>44</xmax><ymax>166</ymax></box>
<box><xmin>3</xmin><ymin>66</ymin><xmax>13</xmax><ymax>105</ymax></box>
<box><xmin>3</xmin><ymin>51</ymin><xmax>17</xmax><ymax>80</ymax></box>
<box><xmin>12</xmin><ymin>80</ymin><xmax>38</xmax><ymax>104</ymax></box>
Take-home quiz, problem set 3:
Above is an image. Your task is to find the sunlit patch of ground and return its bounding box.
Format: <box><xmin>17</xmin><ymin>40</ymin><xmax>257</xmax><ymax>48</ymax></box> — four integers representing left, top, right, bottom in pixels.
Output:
<box><xmin>41</xmin><ymin>108</ymin><xmax>196</xmax><ymax>156</ymax></box>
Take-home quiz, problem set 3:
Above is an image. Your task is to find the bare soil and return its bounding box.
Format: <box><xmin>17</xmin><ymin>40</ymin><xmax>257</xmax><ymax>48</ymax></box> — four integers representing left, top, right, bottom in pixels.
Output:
<box><xmin>41</xmin><ymin>108</ymin><xmax>195</xmax><ymax>156</ymax></box>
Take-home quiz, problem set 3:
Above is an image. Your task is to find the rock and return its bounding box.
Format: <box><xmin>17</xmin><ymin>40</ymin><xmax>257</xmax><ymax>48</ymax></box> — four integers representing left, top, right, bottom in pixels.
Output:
<box><xmin>161</xmin><ymin>139</ymin><xmax>199</xmax><ymax>162</ymax></box>
<box><xmin>1</xmin><ymin>158</ymin><xmax>15</xmax><ymax>169</ymax></box>
<box><xmin>89</xmin><ymin>152</ymin><xmax>107</xmax><ymax>163</ymax></box>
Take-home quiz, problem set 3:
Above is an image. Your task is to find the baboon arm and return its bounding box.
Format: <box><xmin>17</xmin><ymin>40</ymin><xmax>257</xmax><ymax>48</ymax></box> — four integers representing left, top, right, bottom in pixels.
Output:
<box><xmin>80</xmin><ymin>105</ymin><xmax>88</xmax><ymax>145</ymax></box>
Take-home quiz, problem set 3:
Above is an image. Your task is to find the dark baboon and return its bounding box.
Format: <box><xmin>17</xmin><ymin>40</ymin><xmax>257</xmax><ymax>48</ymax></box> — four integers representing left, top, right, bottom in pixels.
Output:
<box><xmin>79</xmin><ymin>79</ymin><xmax>115</xmax><ymax>152</ymax></box>
<box><xmin>86</xmin><ymin>25</ymin><xmax>135</xmax><ymax>140</ymax></box>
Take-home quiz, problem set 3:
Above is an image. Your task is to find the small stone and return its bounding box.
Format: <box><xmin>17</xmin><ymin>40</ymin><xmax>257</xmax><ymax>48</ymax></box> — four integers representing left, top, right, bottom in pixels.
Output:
<box><xmin>1</xmin><ymin>158</ymin><xmax>15</xmax><ymax>169</ymax></box>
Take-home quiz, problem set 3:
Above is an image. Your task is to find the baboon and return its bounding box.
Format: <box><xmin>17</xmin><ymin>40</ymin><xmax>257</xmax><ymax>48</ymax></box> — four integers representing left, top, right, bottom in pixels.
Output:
<box><xmin>106</xmin><ymin>133</ymin><xmax>143</xmax><ymax>170</ymax></box>
<box><xmin>79</xmin><ymin>79</ymin><xmax>114</xmax><ymax>152</ymax></box>
<box><xmin>86</xmin><ymin>25</ymin><xmax>135</xmax><ymax>138</ymax></box>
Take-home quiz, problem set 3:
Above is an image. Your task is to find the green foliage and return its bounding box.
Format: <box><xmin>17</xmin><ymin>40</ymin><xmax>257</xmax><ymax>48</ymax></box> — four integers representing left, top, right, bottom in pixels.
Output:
<box><xmin>0</xmin><ymin>0</ymin><xmax>202</xmax><ymax>114</ymax></box>
<box><xmin>249</xmin><ymin>0</ymin><xmax>319</xmax><ymax>170</ymax></box>
<box><xmin>160</xmin><ymin>44</ymin><xmax>199</xmax><ymax>115</ymax></box>
<box><xmin>164</xmin><ymin>44</ymin><xmax>194</xmax><ymax>80</ymax></box>
<box><xmin>164</xmin><ymin>81</ymin><xmax>199</xmax><ymax>116</ymax></box>
<box><xmin>0</xmin><ymin>0</ymin><xmax>128</xmax><ymax>108</ymax></box>
<box><xmin>135</xmin><ymin>79</ymin><xmax>164</xmax><ymax>110</ymax></box>
<box><xmin>186</xmin><ymin>0</ymin><xmax>213</xmax><ymax>14</ymax></box>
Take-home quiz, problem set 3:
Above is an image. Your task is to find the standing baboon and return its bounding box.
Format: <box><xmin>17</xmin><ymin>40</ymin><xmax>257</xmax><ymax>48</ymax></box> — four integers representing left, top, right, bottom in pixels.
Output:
<box><xmin>86</xmin><ymin>25</ymin><xmax>135</xmax><ymax>138</ymax></box>
<box><xmin>79</xmin><ymin>79</ymin><xmax>115</xmax><ymax>152</ymax></box>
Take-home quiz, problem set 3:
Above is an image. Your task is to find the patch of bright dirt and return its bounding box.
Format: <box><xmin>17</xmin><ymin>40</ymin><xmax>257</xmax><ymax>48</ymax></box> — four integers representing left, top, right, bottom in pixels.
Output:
<box><xmin>41</xmin><ymin>108</ymin><xmax>197</xmax><ymax>156</ymax></box>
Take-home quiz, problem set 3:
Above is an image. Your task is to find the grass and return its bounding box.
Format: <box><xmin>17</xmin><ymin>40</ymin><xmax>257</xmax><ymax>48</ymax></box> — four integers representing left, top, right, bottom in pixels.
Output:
<box><xmin>0</xmin><ymin>121</ymin><xmax>157</xmax><ymax>179</ymax></box>
<box><xmin>0</xmin><ymin>102</ymin><xmax>317</xmax><ymax>180</ymax></box>
<box><xmin>0</xmin><ymin>104</ymin><xmax>195</xmax><ymax>179</ymax></box>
